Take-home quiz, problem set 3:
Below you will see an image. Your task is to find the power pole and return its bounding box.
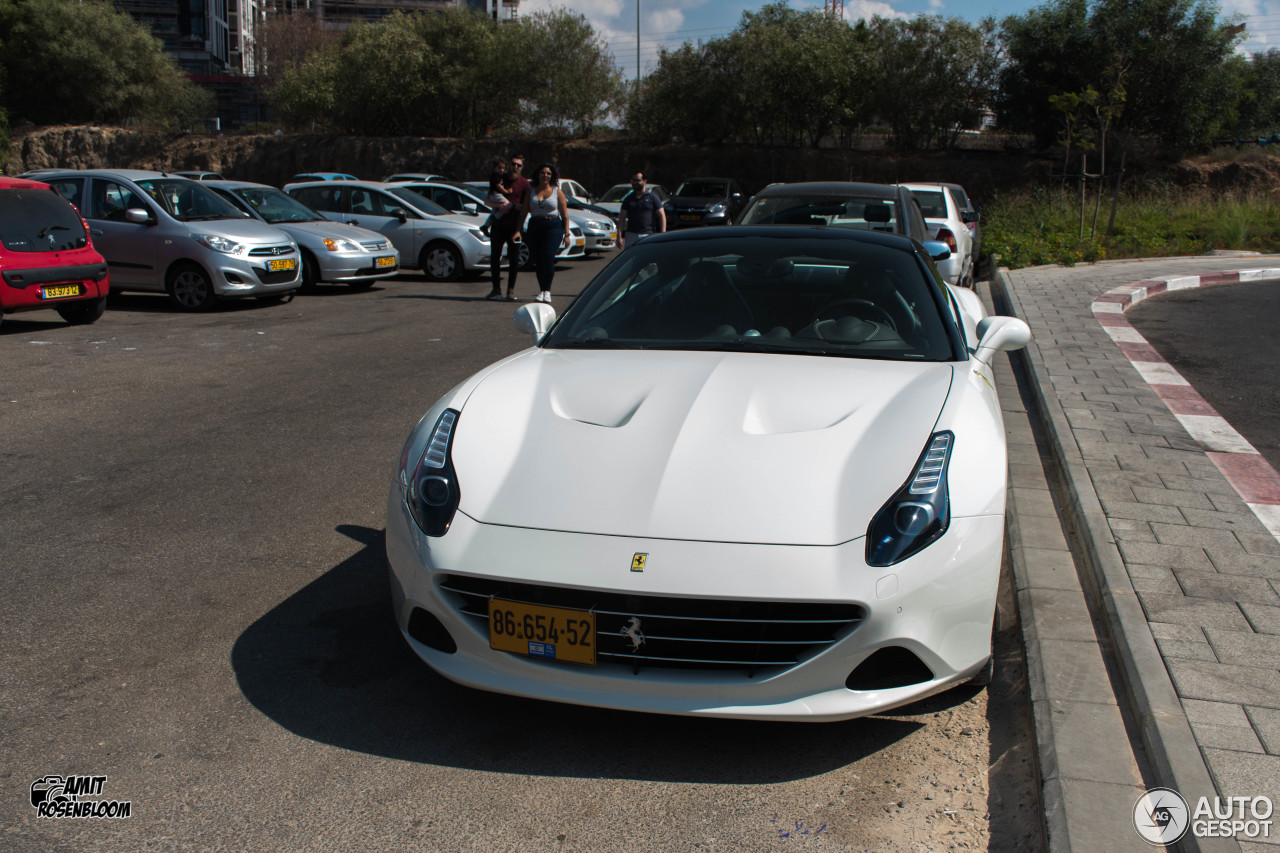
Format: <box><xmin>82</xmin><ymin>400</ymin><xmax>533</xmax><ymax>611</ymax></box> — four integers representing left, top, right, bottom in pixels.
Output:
<box><xmin>824</xmin><ymin>0</ymin><xmax>843</xmax><ymax>18</ymax></box>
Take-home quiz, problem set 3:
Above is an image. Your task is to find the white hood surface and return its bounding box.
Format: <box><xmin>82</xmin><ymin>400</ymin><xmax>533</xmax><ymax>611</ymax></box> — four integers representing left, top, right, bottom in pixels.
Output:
<box><xmin>450</xmin><ymin>350</ymin><xmax>954</xmax><ymax>546</ymax></box>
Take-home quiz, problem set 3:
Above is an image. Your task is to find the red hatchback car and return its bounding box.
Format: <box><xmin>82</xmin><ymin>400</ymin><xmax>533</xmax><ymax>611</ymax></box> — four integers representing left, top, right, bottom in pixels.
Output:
<box><xmin>0</xmin><ymin>176</ymin><xmax>109</xmax><ymax>329</ymax></box>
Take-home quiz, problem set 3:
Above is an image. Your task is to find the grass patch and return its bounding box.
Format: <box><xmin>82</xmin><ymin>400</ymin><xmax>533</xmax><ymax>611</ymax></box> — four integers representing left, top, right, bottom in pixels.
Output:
<box><xmin>983</xmin><ymin>185</ymin><xmax>1280</xmax><ymax>269</ymax></box>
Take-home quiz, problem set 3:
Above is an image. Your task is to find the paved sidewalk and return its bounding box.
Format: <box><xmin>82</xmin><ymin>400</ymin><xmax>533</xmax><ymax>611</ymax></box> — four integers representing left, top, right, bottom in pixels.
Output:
<box><xmin>992</xmin><ymin>257</ymin><xmax>1280</xmax><ymax>853</ymax></box>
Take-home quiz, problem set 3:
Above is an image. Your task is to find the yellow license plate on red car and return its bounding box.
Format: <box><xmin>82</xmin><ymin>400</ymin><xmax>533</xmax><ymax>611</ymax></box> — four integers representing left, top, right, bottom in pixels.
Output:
<box><xmin>489</xmin><ymin>599</ymin><xmax>596</xmax><ymax>665</ymax></box>
<box><xmin>41</xmin><ymin>284</ymin><xmax>82</xmax><ymax>299</ymax></box>
<box><xmin>375</xmin><ymin>256</ymin><xmax>395</xmax><ymax>269</ymax></box>
<box><xmin>268</xmin><ymin>258</ymin><xmax>296</xmax><ymax>272</ymax></box>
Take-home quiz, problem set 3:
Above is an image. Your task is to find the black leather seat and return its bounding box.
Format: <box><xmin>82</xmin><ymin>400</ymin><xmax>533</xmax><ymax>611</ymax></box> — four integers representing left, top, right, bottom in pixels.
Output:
<box><xmin>657</xmin><ymin>261</ymin><xmax>754</xmax><ymax>339</ymax></box>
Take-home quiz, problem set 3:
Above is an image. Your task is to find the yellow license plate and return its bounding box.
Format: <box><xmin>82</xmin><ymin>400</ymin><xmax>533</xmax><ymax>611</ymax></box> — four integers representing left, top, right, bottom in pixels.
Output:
<box><xmin>42</xmin><ymin>284</ymin><xmax>82</xmax><ymax>299</ymax></box>
<box><xmin>608</xmin><ymin>232</ymin><xmax>617</xmax><ymax>239</ymax></box>
<box><xmin>681</xmin><ymin>214</ymin><xmax>700</xmax><ymax>221</ymax></box>
<box><xmin>375</xmin><ymin>256</ymin><xmax>395</xmax><ymax>269</ymax></box>
<box><xmin>574</xmin><ymin>238</ymin><xmax>585</xmax><ymax>247</ymax></box>
<box><xmin>268</xmin><ymin>258</ymin><xmax>296</xmax><ymax>272</ymax></box>
<box><xmin>489</xmin><ymin>599</ymin><xmax>595</xmax><ymax>665</ymax></box>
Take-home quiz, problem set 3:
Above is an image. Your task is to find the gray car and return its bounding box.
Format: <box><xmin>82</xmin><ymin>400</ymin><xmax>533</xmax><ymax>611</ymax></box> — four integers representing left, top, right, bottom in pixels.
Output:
<box><xmin>42</xmin><ymin>169</ymin><xmax>301</xmax><ymax>311</ymax></box>
<box><xmin>205</xmin><ymin>180</ymin><xmax>399</xmax><ymax>290</ymax></box>
<box><xmin>284</xmin><ymin>180</ymin><xmax>493</xmax><ymax>282</ymax></box>
<box><xmin>738</xmin><ymin>181</ymin><xmax>933</xmax><ymax>243</ymax></box>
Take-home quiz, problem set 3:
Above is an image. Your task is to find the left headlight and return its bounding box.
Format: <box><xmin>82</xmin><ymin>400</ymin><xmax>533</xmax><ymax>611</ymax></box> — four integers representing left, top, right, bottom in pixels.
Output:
<box><xmin>866</xmin><ymin>431</ymin><xmax>953</xmax><ymax>567</ymax></box>
<box><xmin>708</xmin><ymin>203</ymin><xmax>728</xmax><ymax>215</ymax></box>
<box><xmin>401</xmin><ymin>409</ymin><xmax>461</xmax><ymax>537</ymax></box>
<box><xmin>584</xmin><ymin>219</ymin><xmax>610</xmax><ymax>232</ymax></box>
<box><xmin>323</xmin><ymin>237</ymin><xmax>361</xmax><ymax>253</ymax></box>
<box><xmin>194</xmin><ymin>234</ymin><xmax>246</xmax><ymax>255</ymax></box>
<box><xmin>470</xmin><ymin>229</ymin><xmax>490</xmax><ymax>243</ymax></box>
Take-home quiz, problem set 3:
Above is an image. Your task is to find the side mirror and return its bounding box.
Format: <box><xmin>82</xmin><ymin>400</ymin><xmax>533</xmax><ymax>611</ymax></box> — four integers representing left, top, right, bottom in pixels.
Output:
<box><xmin>462</xmin><ymin>202</ymin><xmax>479</xmax><ymax>214</ymax></box>
<box><xmin>972</xmin><ymin>316</ymin><xmax>1031</xmax><ymax>366</ymax></box>
<box><xmin>392</xmin><ymin>208</ymin><xmax>409</xmax><ymax>223</ymax></box>
<box><xmin>961</xmin><ymin>209</ymin><xmax>979</xmax><ymax>224</ymax></box>
<box><xmin>923</xmin><ymin>240</ymin><xmax>951</xmax><ymax>262</ymax></box>
<box><xmin>125</xmin><ymin>208</ymin><xmax>152</xmax><ymax>225</ymax></box>
<box><xmin>513</xmin><ymin>303</ymin><xmax>557</xmax><ymax>343</ymax></box>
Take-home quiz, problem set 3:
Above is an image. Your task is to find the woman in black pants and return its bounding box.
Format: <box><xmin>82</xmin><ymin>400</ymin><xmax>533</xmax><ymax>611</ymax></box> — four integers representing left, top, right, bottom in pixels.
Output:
<box><xmin>520</xmin><ymin>164</ymin><xmax>570</xmax><ymax>303</ymax></box>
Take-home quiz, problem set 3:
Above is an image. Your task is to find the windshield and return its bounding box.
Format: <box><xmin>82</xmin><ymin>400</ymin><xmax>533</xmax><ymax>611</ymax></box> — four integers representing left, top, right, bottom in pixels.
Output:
<box><xmin>739</xmin><ymin>194</ymin><xmax>904</xmax><ymax>234</ymax></box>
<box><xmin>388</xmin><ymin>187</ymin><xmax>450</xmax><ymax>216</ymax></box>
<box><xmin>136</xmin><ymin>179</ymin><xmax>244</xmax><ymax>222</ymax></box>
<box><xmin>0</xmin><ymin>187</ymin><xmax>89</xmax><ymax>252</ymax></box>
<box><xmin>231</xmin><ymin>187</ymin><xmax>321</xmax><ymax>223</ymax></box>
<box><xmin>600</xmin><ymin>185</ymin><xmax>631</xmax><ymax>203</ymax></box>
<box><xmin>676</xmin><ymin>181</ymin><xmax>728</xmax><ymax>198</ymax></box>
<box><xmin>544</xmin><ymin>234</ymin><xmax>960</xmax><ymax>362</ymax></box>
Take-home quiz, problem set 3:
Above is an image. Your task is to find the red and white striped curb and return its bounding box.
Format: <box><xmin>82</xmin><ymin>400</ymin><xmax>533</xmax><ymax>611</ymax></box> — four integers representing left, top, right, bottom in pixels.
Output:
<box><xmin>1091</xmin><ymin>269</ymin><xmax>1280</xmax><ymax>542</ymax></box>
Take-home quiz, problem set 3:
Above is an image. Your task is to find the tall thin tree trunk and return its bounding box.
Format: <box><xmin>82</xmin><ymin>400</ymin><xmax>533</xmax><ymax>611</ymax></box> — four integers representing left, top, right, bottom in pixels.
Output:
<box><xmin>1106</xmin><ymin>150</ymin><xmax>1126</xmax><ymax>238</ymax></box>
<box><xmin>1079</xmin><ymin>153</ymin><xmax>1087</xmax><ymax>240</ymax></box>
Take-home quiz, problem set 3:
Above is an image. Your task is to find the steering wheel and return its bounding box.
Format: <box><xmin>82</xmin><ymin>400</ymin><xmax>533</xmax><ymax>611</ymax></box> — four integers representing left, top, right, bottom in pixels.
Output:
<box><xmin>812</xmin><ymin>298</ymin><xmax>898</xmax><ymax>333</ymax></box>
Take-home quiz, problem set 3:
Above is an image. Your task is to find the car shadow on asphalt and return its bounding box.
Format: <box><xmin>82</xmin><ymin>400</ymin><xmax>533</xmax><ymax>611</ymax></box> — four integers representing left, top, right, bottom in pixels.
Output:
<box><xmin>231</xmin><ymin>523</ymin><xmax>935</xmax><ymax>784</ymax></box>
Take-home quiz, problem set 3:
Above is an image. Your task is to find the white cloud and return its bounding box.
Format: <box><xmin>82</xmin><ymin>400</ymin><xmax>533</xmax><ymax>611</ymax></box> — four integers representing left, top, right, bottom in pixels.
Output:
<box><xmin>843</xmin><ymin>0</ymin><xmax>912</xmax><ymax>21</ymax></box>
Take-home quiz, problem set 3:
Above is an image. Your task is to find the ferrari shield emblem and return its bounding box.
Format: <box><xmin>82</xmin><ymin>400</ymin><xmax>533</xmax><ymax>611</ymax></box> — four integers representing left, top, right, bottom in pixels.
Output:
<box><xmin>631</xmin><ymin>553</ymin><xmax>647</xmax><ymax>572</ymax></box>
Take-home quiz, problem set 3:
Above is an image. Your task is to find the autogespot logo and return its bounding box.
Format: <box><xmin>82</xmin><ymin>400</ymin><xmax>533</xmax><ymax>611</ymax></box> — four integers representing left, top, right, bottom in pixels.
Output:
<box><xmin>1134</xmin><ymin>787</ymin><xmax>1190</xmax><ymax>845</ymax></box>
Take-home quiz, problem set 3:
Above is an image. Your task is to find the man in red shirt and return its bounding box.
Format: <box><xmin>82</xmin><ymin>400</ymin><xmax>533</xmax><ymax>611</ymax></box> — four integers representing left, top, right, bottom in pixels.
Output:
<box><xmin>486</xmin><ymin>154</ymin><xmax>531</xmax><ymax>301</ymax></box>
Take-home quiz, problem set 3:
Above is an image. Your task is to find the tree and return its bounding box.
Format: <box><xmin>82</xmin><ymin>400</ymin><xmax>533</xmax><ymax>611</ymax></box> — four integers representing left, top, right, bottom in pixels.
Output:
<box><xmin>270</xmin><ymin>9</ymin><xmax>621</xmax><ymax>138</ymax></box>
<box><xmin>999</xmin><ymin>0</ymin><xmax>1242</xmax><ymax>152</ymax></box>
<box><xmin>867</xmin><ymin>16</ymin><xmax>1002</xmax><ymax>150</ymax></box>
<box><xmin>0</xmin><ymin>0</ymin><xmax>211</xmax><ymax>127</ymax></box>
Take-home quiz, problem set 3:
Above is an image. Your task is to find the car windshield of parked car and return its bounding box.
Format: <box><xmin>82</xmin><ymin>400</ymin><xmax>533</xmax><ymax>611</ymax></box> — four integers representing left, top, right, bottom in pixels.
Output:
<box><xmin>231</xmin><ymin>187</ymin><xmax>323</xmax><ymax>223</ymax></box>
<box><xmin>544</xmin><ymin>234</ymin><xmax>958</xmax><ymax>362</ymax></box>
<box><xmin>675</xmin><ymin>181</ymin><xmax>727</xmax><ymax>198</ymax></box>
<box><xmin>599</xmin><ymin>185</ymin><xmax>631</xmax><ymax>203</ymax></box>
<box><xmin>739</xmin><ymin>194</ymin><xmax>904</xmax><ymax>234</ymax></box>
<box><xmin>0</xmin><ymin>187</ymin><xmax>89</xmax><ymax>252</ymax></box>
<box><xmin>910</xmin><ymin>190</ymin><xmax>948</xmax><ymax>219</ymax></box>
<box><xmin>136</xmin><ymin>179</ymin><xmax>244</xmax><ymax>222</ymax></box>
<box><xmin>387</xmin><ymin>187</ymin><xmax>451</xmax><ymax>216</ymax></box>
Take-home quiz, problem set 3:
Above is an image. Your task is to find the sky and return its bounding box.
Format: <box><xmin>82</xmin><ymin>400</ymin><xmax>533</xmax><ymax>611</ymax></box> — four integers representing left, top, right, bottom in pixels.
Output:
<box><xmin>516</xmin><ymin>0</ymin><xmax>1280</xmax><ymax>80</ymax></box>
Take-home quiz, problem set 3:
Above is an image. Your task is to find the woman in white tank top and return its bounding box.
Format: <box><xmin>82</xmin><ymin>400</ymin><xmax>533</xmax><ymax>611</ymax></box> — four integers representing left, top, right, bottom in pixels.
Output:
<box><xmin>520</xmin><ymin>163</ymin><xmax>571</xmax><ymax>303</ymax></box>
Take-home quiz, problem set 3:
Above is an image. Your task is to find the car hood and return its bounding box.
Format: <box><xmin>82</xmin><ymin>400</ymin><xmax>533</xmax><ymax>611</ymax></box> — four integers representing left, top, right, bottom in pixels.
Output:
<box><xmin>185</xmin><ymin>219</ymin><xmax>293</xmax><ymax>245</ymax></box>
<box><xmin>669</xmin><ymin>196</ymin><xmax>726</xmax><ymax>208</ymax></box>
<box><xmin>450</xmin><ymin>350</ymin><xmax>953</xmax><ymax>545</ymax></box>
<box><xmin>274</xmin><ymin>220</ymin><xmax>385</xmax><ymax>243</ymax></box>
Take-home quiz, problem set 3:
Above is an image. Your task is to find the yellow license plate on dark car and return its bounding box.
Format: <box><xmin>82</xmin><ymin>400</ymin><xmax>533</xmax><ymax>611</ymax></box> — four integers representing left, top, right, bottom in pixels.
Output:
<box><xmin>489</xmin><ymin>599</ymin><xmax>596</xmax><ymax>665</ymax></box>
<box><xmin>375</xmin><ymin>256</ymin><xmax>395</xmax><ymax>269</ymax></box>
<box><xmin>681</xmin><ymin>214</ymin><xmax>700</xmax><ymax>221</ymax></box>
<box><xmin>42</xmin><ymin>284</ymin><xmax>82</xmax><ymax>299</ymax></box>
<box><xmin>268</xmin><ymin>258</ymin><xmax>296</xmax><ymax>272</ymax></box>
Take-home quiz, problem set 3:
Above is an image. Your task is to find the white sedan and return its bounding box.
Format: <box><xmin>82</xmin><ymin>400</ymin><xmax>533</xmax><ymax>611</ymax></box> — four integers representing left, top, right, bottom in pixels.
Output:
<box><xmin>900</xmin><ymin>182</ymin><xmax>976</xmax><ymax>288</ymax></box>
<box><xmin>386</xmin><ymin>226</ymin><xmax>1030</xmax><ymax>722</ymax></box>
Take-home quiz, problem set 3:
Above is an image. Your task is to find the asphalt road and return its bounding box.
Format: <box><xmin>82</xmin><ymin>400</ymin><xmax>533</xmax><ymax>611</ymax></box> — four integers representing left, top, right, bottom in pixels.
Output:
<box><xmin>1125</xmin><ymin>278</ymin><xmax>1280</xmax><ymax>473</ymax></box>
<box><xmin>1</xmin><ymin>255</ymin><xmax>1040</xmax><ymax>852</ymax></box>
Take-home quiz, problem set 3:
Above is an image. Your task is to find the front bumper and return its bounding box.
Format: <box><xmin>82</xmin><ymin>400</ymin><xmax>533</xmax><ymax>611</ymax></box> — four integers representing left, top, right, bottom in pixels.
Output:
<box><xmin>667</xmin><ymin>211</ymin><xmax>732</xmax><ymax>229</ymax></box>
<box><xmin>316</xmin><ymin>251</ymin><xmax>400</xmax><ymax>283</ymax></box>
<box><xmin>213</xmin><ymin>252</ymin><xmax>302</xmax><ymax>297</ymax></box>
<box><xmin>386</xmin><ymin>482</ymin><xmax>1003</xmax><ymax>722</ymax></box>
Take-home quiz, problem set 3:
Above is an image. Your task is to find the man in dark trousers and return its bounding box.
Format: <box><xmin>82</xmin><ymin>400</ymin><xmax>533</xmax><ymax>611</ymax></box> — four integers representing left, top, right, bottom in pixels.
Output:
<box><xmin>617</xmin><ymin>171</ymin><xmax>666</xmax><ymax>250</ymax></box>
<box><xmin>486</xmin><ymin>154</ymin><xmax>531</xmax><ymax>301</ymax></box>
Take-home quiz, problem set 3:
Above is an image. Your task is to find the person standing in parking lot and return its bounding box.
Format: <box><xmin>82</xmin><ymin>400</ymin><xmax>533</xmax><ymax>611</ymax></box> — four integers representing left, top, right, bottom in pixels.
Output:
<box><xmin>617</xmin><ymin>172</ymin><xmax>665</xmax><ymax>250</ymax></box>
<box><xmin>486</xmin><ymin>154</ymin><xmax>530</xmax><ymax>301</ymax></box>
<box><xmin>521</xmin><ymin>163</ymin><xmax>570</xmax><ymax>304</ymax></box>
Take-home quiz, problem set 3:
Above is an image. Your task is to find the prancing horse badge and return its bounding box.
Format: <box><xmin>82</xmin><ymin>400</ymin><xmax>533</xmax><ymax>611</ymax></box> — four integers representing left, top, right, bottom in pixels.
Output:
<box><xmin>631</xmin><ymin>553</ymin><xmax>647</xmax><ymax>572</ymax></box>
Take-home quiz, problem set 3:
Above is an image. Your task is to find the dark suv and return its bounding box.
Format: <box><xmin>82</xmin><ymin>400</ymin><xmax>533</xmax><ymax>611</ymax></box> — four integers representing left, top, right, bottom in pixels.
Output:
<box><xmin>664</xmin><ymin>177</ymin><xmax>747</xmax><ymax>229</ymax></box>
<box><xmin>0</xmin><ymin>176</ymin><xmax>109</xmax><ymax>329</ymax></box>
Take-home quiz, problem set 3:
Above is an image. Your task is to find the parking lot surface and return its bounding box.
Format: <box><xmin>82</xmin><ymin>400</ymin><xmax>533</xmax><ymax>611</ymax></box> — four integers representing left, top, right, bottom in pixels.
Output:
<box><xmin>2</xmin><ymin>259</ymin><xmax>1041</xmax><ymax>852</ymax></box>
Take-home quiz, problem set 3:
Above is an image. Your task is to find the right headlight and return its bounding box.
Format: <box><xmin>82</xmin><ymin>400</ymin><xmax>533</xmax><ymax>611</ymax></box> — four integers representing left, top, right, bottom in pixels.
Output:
<box><xmin>401</xmin><ymin>409</ymin><xmax>461</xmax><ymax>537</ymax></box>
<box><xmin>866</xmin><ymin>432</ymin><xmax>953</xmax><ymax>567</ymax></box>
<box><xmin>322</xmin><ymin>237</ymin><xmax>360</xmax><ymax>253</ymax></box>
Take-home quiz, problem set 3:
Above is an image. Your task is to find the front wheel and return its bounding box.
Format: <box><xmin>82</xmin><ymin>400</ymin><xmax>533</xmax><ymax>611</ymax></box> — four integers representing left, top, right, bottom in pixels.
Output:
<box><xmin>300</xmin><ymin>250</ymin><xmax>320</xmax><ymax>292</ymax></box>
<box><xmin>57</xmin><ymin>296</ymin><xmax>107</xmax><ymax>325</ymax></box>
<box><xmin>420</xmin><ymin>241</ymin><xmax>463</xmax><ymax>282</ymax></box>
<box><xmin>168</xmin><ymin>264</ymin><xmax>218</xmax><ymax>312</ymax></box>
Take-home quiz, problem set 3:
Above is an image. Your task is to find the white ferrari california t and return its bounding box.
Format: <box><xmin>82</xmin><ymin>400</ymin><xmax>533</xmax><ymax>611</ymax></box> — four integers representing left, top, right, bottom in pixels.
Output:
<box><xmin>386</xmin><ymin>226</ymin><xmax>1030</xmax><ymax>722</ymax></box>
